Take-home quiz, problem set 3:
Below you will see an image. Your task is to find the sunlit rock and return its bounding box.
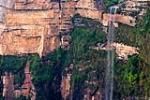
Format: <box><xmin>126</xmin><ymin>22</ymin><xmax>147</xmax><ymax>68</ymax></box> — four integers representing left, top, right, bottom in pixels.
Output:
<box><xmin>91</xmin><ymin>42</ymin><xmax>139</xmax><ymax>60</ymax></box>
<box><xmin>0</xmin><ymin>0</ymin><xmax>139</xmax><ymax>57</ymax></box>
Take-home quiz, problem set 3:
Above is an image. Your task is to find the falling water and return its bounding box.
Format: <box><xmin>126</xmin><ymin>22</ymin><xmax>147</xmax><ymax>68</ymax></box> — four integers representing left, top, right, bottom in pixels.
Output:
<box><xmin>105</xmin><ymin>6</ymin><xmax>117</xmax><ymax>100</ymax></box>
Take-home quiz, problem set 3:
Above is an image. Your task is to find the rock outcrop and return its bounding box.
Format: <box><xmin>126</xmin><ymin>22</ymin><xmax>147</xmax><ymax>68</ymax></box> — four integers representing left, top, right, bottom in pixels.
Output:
<box><xmin>111</xmin><ymin>43</ymin><xmax>139</xmax><ymax>60</ymax></box>
<box><xmin>14</xmin><ymin>62</ymin><xmax>36</xmax><ymax>99</ymax></box>
<box><xmin>0</xmin><ymin>0</ymin><xmax>136</xmax><ymax>57</ymax></box>
<box><xmin>2</xmin><ymin>72</ymin><xmax>14</xmax><ymax>100</ymax></box>
<box><xmin>120</xmin><ymin>0</ymin><xmax>150</xmax><ymax>17</ymax></box>
<box><xmin>91</xmin><ymin>42</ymin><xmax>139</xmax><ymax>60</ymax></box>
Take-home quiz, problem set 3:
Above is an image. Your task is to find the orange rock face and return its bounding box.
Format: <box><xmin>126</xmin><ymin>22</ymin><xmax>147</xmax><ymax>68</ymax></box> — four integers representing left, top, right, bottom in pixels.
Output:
<box><xmin>5</xmin><ymin>10</ymin><xmax>54</xmax><ymax>26</ymax></box>
<box><xmin>0</xmin><ymin>25</ymin><xmax>44</xmax><ymax>56</ymax></box>
<box><xmin>61</xmin><ymin>74</ymin><xmax>71</xmax><ymax>100</ymax></box>
<box><xmin>0</xmin><ymin>0</ymin><xmax>136</xmax><ymax>56</ymax></box>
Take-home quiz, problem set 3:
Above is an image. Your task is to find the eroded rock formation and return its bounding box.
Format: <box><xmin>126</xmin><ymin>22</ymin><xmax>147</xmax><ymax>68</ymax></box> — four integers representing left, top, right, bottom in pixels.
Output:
<box><xmin>91</xmin><ymin>42</ymin><xmax>139</xmax><ymax>60</ymax></box>
<box><xmin>14</xmin><ymin>62</ymin><xmax>36</xmax><ymax>99</ymax></box>
<box><xmin>0</xmin><ymin>0</ymin><xmax>136</xmax><ymax>57</ymax></box>
<box><xmin>2</xmin><ymin>72</ymin><xmax>14</xmax><ymax>100</ymax></box>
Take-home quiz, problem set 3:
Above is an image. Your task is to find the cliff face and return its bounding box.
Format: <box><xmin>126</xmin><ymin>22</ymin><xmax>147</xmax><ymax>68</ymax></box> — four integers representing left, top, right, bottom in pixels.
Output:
<box><xmin>2</xmin><ymin>72</ymin><xmax>14</xmax><ymax>100</ymax></box>
<box><xmin>0</xmin><ymin>5</ymin><xmax>59</xmax><ymax>56</ymax></box>
<box><xmin>0</xmin><ymin>0</ymin><xmax>135</xmax><ymax>57</ymax></box>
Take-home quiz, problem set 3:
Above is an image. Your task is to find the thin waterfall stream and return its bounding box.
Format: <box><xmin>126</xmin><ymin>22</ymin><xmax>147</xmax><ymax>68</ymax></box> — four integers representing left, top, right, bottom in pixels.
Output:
<box><xmin>105</xmin><ymin>6</ymin><xmax>117</xmax><ymax>100</ymax></box>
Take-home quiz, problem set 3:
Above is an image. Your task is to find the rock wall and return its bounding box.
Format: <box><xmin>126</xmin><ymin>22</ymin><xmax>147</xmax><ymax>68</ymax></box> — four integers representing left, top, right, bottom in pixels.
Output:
<box><xmin>14</xmin><ymin>62</ymin><xmax>36</xmax><ymax>99</ymax></box>
<box><xmin>0</xmin><ymin>0</ymin><xmax>136</xmax><ymax>56</ymax></box>
<box><xmin>91</xmin><ymin>42</ymin><xmax>139</xmax><ymax>60</ymax></box>
<box><xmin>2</xmin><ymin>72</ymin><xmax>14</xmax><ymax>100</ymax></box>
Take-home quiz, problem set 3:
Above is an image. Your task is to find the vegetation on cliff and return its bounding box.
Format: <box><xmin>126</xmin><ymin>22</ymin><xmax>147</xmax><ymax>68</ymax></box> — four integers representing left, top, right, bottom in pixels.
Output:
<box><xmin>114</xmin><ymin>9</ymin><xmax>150</xmax><ymax>99</ymax></box>
<box><xmin>0</xmin><ymin>55</ymin><xmax>27</xmax><ymax>99</ymax></box>
<box><xmin>104</xmin><ymin>0</ymin><xmax>123</xmax><ymax>7</ymax></box>
<box><xmin>0</xmin><ymin>4</ymin><xmax>149</xmax><ymax>100</ymax></box>
<box><xmin>70</xmin><ymin>15</ymin><xmax>107</xmax><ymax>99</ymax></box>
<box><xmin>26</xmin><ymin>15</ymin><xmax>107</xmax><ymax>99</ymax></box>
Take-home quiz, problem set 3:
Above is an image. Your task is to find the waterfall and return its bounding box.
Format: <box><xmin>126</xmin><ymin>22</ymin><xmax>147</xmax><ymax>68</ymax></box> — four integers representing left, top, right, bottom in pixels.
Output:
<box><xmin>105</xmin><ymin>6</ymin><xmax>117</xmax><ymax>100</ymax></box>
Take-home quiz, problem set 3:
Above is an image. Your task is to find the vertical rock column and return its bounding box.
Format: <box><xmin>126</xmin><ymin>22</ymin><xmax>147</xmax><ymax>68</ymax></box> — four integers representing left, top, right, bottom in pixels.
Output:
<box><xmin>2</xmin><ymin>72</ymin><xmax>14</xmax><ymax>100</ymax></box>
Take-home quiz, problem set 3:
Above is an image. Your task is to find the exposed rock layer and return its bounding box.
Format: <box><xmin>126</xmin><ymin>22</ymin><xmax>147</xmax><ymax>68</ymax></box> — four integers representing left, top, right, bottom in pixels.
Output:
<box><xmin>0</xmin><ymin>0</ymin><xmax>136</xmax><ymax>56</ymax></box>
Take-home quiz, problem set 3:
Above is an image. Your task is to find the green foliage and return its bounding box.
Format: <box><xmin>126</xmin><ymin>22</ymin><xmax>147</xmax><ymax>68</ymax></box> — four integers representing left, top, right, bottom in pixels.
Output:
<box><xmin>29</xmin><ymin>54</ymin><xmax>53</xmax><ymax>84</ymax></box>
<box><xmin>114</xmin><ymin>9</ymin><xmax>150</xmax><ymax>98</ymax></box>
<box><xmin>71</xmin><ymin>27</ymin><xmax>106</xmax><ymax>61</ymax></box>
<box><xmin>14</xmin><ymin>69</ymin><xmax>25</xmax><ymax>85</ymax></box>
<box><xmin>0</xmin><ymin>55</ymin><xmax>26</xmax><ymax>86</ymax></box>
<box><xmin>72</xmin><ymin>71</ymin><xmax>87</xmax><ymax>85</ymax></box>
<box><xmin>104</xmin><ymin>0</ymin><xmax>123</xmax><ymax>7</ymax></box>
<box><xmin>115</xmin><ymin>9</ymin><xmax>150</xmax><ymax>65</ymax></box>
<box><xmin>0</xmin><ymin>55</ymin><xmax>26</xmax><ymax>73</ymax></box>
<box><xmin>119</xmin><ymin>55</ymin><xmax>140</xmax><ymax>95</ymax></box>
<box><xmin>136</xmin><ymin>9</ymin><xmax>150</xmax><ymax>34</ymax></box>
<box><xmin>70</xmin><ymin>16</ymin><xmax>107</xmax><ymax>91</ymax></box>
<box><xmin>15</xmin><ymin>95</ymin><xmax>30</xmax><ymax>100</ymax></box>
<box><xmin>0</xmin><ymin>97</ymin><xmax>4</xmax><ymax>100</ymax></box>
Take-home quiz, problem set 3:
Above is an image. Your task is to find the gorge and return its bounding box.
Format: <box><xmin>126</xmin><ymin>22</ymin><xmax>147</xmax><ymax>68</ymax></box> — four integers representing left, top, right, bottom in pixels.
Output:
<box><xmin>0</xmin><ymin>0</ymin><xmax>150</xmax><ymax>100</ymax></box>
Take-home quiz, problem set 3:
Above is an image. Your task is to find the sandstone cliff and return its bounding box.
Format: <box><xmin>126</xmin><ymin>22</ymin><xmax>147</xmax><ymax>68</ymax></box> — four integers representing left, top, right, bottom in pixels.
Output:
<box><xmin>0</xmin><ymin>0</ymin><xmax>135</xmax><ymax>56</ymax></box>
